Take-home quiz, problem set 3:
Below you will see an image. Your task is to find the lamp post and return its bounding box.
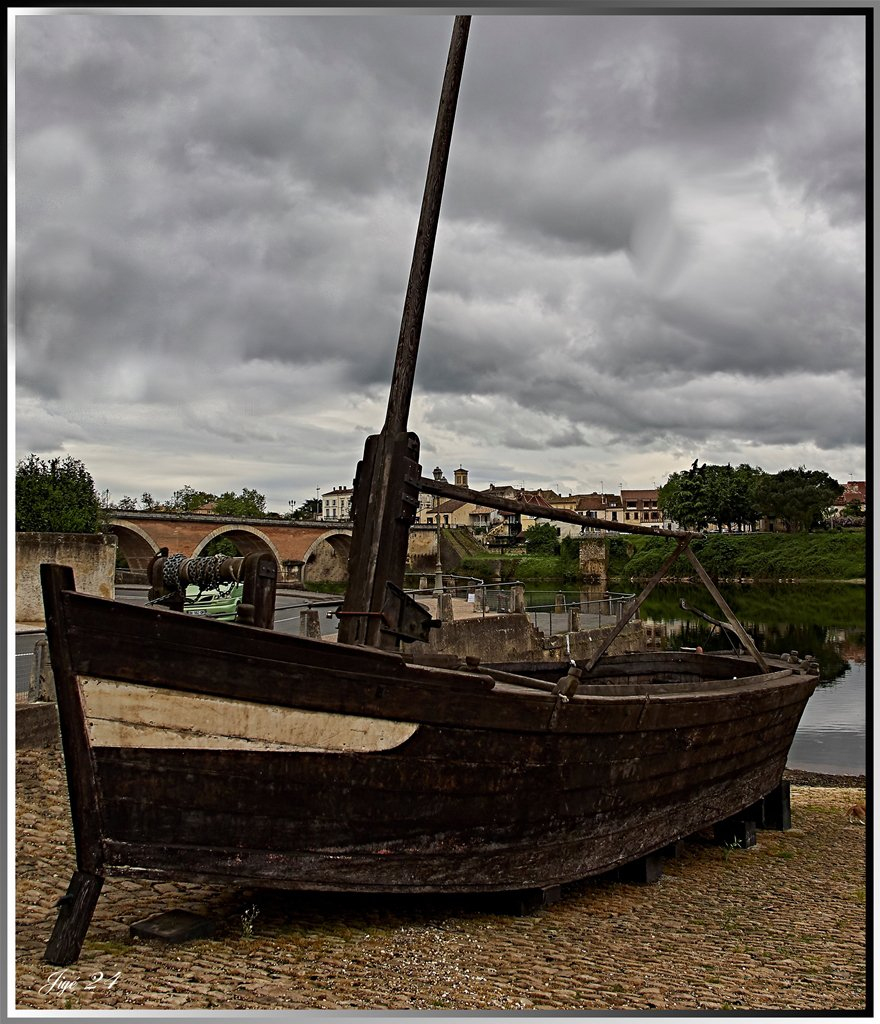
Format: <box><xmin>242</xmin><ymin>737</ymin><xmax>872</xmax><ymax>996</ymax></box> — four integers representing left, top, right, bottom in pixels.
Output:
<box><xmin>432</xmin><ymin>510</ymin><xmax>443</xmax><ymax>596</ymax></box>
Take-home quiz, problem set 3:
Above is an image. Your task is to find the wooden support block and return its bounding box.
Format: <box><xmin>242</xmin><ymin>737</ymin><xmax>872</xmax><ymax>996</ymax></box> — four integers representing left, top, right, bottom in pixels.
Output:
<box><xmin>713</xmin><ymin>817</ymin><xmax>757</xmax><ymax>850</ymax></box>
<box><xmin>659</xmin><ymin>839</ymin><xmax>684</xmax><ymax>859</ymax></box>
<box><xmin>742</xmin><ymin>796</ymin><xmax>767</xmax><ymax>829</ymax></box>
<box><xmin>619</xmin><ymin>851</ymin><xmax>664</xmax><ymax>884</ymax></box>
<box><xmin>760</xmin><ymin>781</ymin><xmax>792</xmax><ymax>831</ymax></box>
<box><xmin>501</xmin><ymin>885</ymin><xmax>562</xmax><ymax>916</ymax></box>
<box><xmin>130</xmin><ymin>909</ymin><xmax>216</xmax><ymax>945</ymax></box>
<box><xmin>44</xmin><ymin>871</ymin><xmax>104</xmax><ymax>966</ymax></box>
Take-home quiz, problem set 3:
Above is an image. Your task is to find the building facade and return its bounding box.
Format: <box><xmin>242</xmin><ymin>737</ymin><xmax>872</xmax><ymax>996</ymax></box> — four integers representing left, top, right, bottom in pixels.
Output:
<box><xmin>321</xmin><ymin>486</ymin><xmax>353</xmax><ymax>521</ymax></box>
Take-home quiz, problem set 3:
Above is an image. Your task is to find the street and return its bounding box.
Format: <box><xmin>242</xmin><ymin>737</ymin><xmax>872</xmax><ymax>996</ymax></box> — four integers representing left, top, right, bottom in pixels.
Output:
<box><xmin>15</xmin><ymin>585</ymin><xmax>343</xmax><ymax>693</ymax></box>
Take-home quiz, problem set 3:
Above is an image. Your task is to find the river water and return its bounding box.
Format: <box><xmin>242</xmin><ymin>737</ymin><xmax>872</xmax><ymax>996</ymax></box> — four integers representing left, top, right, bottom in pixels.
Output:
<box><xmin>526</xmin><ymin>582</ymin><xmax>867</xmax><ymax>777</ymax></box>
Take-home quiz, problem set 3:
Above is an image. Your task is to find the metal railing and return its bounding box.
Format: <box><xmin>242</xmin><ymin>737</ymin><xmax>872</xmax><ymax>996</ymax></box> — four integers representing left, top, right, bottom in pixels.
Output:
<box><xmin>402</xmin><ymin>573</ymin><xmax>524</xmax><ymax>617</ymax></box>
<box><xmin>524</xmin><ymin>591</ymin><xmax>636</xmax><ymax>635</ymax></box>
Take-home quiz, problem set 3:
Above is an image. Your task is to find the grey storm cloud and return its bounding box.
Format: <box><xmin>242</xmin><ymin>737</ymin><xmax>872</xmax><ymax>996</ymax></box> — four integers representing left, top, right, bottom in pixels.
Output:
<box><xmin>12</xmin><ymin>10</ymin><xmax>866</xmax><ymax>508</ymax></box>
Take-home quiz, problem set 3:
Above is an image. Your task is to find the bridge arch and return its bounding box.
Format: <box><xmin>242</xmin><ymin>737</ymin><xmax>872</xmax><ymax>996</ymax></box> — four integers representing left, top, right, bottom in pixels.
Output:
<box><xmin>193</xmin><ymin>525</ymin><xmax>283</xmax><ymax>566</ymax></box>
<box><xmin>302</xmin><ymin>530</ymin><xmax>352</xmax><ymax>585</ymax></box>
<box><xmin>108</xmin><ymin>522</ymin><xmax>160</xmax><ymax>572</ymax></box>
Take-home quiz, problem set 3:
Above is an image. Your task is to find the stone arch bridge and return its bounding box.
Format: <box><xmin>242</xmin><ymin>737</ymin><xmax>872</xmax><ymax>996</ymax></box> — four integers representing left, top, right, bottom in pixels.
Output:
<box><xmin>109</xmin><ymin>512</ymin><xmax>355</xmax><ymax>586</ymax></box>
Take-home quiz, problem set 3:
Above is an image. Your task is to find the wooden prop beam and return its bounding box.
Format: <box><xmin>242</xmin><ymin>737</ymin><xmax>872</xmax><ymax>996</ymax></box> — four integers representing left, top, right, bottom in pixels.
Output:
<box><xmin>582</xmin><ymin>539</ymin><xmax>690</xmax><ymax>673</ymax></box>
<box><xmin>418</xmin><ymin>476</ymin><xmax>701</xmax><ymax>540</ymax></box>
<box><xmin>683</xmin><ymin>546</ymin><xmax>769</xmax><ymax>673</ymax></box>
<box><xmin>41</xmin><ymin>564</ymin><xmax>107</xmax><ymax>965</ymax></box>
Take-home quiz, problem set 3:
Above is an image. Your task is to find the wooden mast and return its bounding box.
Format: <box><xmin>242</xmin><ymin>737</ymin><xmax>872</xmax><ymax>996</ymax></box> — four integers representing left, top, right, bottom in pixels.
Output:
<box><xmin>338</xmin><ymin>16</ymin><xmax>470</xmax><ymax>649</ymax></box>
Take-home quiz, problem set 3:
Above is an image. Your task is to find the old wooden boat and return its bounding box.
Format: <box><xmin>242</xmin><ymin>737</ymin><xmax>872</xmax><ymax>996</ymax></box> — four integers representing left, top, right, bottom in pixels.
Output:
<box><xmin>39</xmin><ymin>16</ymin><xmax>818</xmax><ymax>966</ymax></box>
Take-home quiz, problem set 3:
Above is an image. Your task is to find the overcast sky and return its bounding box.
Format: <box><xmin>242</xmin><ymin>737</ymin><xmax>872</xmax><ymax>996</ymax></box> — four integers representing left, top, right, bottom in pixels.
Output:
<box><xmin>12</xmin><ymin>8</ymin><xmax>867</xmax><ymax>512</ymax></box>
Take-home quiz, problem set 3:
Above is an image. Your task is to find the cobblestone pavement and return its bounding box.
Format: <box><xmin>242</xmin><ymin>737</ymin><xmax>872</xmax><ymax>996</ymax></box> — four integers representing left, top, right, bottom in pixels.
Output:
<box><xmin>15</xmin><ymin>748</ymin><xmax>867</xmax><ymax>1013</ymax></box>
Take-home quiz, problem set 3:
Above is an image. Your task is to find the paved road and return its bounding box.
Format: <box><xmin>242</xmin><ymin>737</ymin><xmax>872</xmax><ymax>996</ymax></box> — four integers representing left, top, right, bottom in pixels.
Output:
<box><xmin>15</xmin><ymin>586</ymin><xmax>343</xmax><ymax>693</ymax></box>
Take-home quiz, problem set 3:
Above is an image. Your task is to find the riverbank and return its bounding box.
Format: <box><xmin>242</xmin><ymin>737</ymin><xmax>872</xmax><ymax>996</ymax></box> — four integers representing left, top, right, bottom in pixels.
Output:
<box><xmin>456</xmin><ymin>529</ymin><xmax>866</xmax><ymax>584</ymax></box>
<box><xmin>783</xmin><ymin>768</ymin><xmax>866</xmax><ymax>789</ymax></box>
<box><xmin>15</xmin><ymin>747</ymin><xmax>866</xmax><ymax>1013</ymax></box>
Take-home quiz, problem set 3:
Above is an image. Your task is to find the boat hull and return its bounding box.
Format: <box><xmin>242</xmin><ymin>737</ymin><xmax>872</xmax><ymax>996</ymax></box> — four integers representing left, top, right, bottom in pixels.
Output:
<box><xmin>44</xmin><ymin>576</ymin><xmax>816</xmax><ymax>896</ymax></box>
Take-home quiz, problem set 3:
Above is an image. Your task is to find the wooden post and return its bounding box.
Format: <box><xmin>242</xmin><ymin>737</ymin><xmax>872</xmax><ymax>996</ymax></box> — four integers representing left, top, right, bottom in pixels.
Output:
<box><xmin>239</xmin><ymin>552</ymin><xmax>277</xmax><ymax>630</ymax></box>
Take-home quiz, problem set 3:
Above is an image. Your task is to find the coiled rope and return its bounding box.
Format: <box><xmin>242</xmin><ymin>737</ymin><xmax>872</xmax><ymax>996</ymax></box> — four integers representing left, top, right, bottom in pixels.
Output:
<box><xmin>158</xmin><ymin>553</ymin><xmax>243</xmax><ymax>596</ymax></box>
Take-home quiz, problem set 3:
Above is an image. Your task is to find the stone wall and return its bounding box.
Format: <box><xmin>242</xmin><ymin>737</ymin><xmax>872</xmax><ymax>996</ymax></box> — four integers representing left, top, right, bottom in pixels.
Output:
<box><xmin>304</xmin><ymin>539</ymin><xmax>348</xmax><ymax>584</ymax></box>
<box><xmin>16</xmin><ymin>532</ymin><xmax>117</xmax><ymax>624</ymax></box>
<box><xmin>403</xmin><ymin>611</ymin><xmax>646</xmax><ymax>665</ymax></box>
<box><xmin>579</xmin><ymin>535</ymin><xmax>609</xmax><ymax>583</ymax></box>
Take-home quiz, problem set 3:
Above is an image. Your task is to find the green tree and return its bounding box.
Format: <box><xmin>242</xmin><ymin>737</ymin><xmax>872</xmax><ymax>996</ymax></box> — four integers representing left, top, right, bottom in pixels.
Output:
<box><xmin>115</xmin><ymin>495</ymin><xmax>138</xmax><ymax>511</ymax></box>
<box><xmin>559</xmin><ymin>535</ymin><xmax>582</xmax><ymax>579</ymax></box>
<box><xmin>841</xmin><ymin>499</ymin><xmax>865</xmax><ymax>518</ymax></box>
<box><xmin>660</xmin><ymin>461</ymin><xmax>764</xmax><ymax>531</ymax></box>
<box><xmin>140</xmin><ymin>492</ymin><xmax>156</xmax><ymax>510</ymax></box>
<box><xmin>213</xmin><ymin>488</ymin><xmax>267</xmax><ymax>518</ymax></box>
<box><xmin>658</xmin><ymin>461</ymin><xmax>710</xmax><ymax>529</ymax></box>
<box><xmin>201</xmin><ymin>536</ymin><xmax>242</xmax><ymax>557</ymax></box>
<box><xmin>15</xmin><ymin>454</ymin><xmax>102</xmax><ymax>532</ymax></box>
<box><xmin>169</xmin><ymin>485</ymin><xmax>218</xmax><ymax>513</ymax></box>
<box><xmin>523</xmin><ymin>522</ymin><xmax>560</xmax><ymax>555</ymax></box>
<box><xmin>752</xmin><ymin>467</ymin><xmax>842</xmax><ymax>532</ymax></box>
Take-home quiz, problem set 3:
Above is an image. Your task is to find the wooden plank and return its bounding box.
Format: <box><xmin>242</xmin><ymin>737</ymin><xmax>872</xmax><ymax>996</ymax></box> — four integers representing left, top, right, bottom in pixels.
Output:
<box><xmin>88</xmin><ymin>707</ymin><xmax>800</xmax><ymax>861</ymax></box>
<box><xmin>94</xmin><ymin>759</ymin><xmax>782</xmax><ymax>893</ymax></box>
<box><xmin>80</xmin><ymin>677</ymin><xmax>419</xmax><ymax>752</ymax></box>
<box><xmin>61</xmin><ymin>588</ymin><xmax>812</xmax><ymax>737</ymax></box>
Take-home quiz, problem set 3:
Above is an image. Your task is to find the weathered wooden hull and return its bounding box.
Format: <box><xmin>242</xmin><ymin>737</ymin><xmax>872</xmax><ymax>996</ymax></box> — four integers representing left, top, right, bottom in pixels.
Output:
<box><xmin>40</xmin><ymin>565</ymin><xmax>816</xmax><ymax>961</ymax></box>
<box><xmin>45</xmin><ymin>575</ymin><xmax>815</xmax><ymax>887</ymax></box>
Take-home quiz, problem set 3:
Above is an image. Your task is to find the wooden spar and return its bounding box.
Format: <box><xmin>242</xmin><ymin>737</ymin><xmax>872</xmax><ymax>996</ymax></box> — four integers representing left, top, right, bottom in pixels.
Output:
<box><xmin>339</xmin><ymin>17</ymin><xmax>470</xmax><ymax>649</ymax></box>
<box><xmin>417</xmin><ymin>477</ymin><xmax>772</xmax><ymax>672</ymax></box>
<box><xmin>384</xmin><ymin>15</ymin><xmax>471</xmax><ymax>437</ymax></box>
<box><xmin>418</xmin><ymin>475</ymin><xmax>701</xmax><ymax>540</ymax></box>
<box><xmin>582</xmin><ymin>539</ymin><xmax>690</xmax><ymax>673</ymax></box>
<box><xmin>432</xmin><ymin>482</ymin><xmax>767</xmax><ymax>672</ymax></box>
<box><xmin>683</xmin><ymin>546</ymin><xmax>769</xmax><ymax>673</ymax></box>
